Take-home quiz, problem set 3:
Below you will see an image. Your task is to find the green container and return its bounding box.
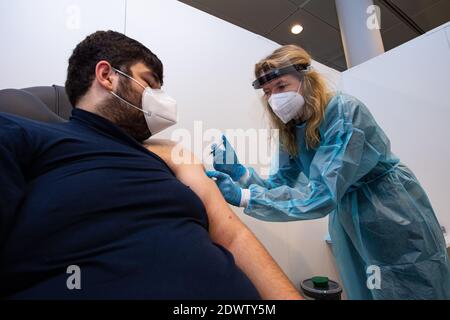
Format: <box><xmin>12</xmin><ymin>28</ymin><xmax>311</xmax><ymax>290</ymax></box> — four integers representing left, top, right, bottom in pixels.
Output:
<box><xmin>300</xmin><ymin>276</ymin><xmax>342</xmax><ymax>300</ymax></box>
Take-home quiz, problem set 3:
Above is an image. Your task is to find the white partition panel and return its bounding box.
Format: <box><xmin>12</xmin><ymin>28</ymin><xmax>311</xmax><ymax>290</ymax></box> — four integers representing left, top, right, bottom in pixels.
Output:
<box><xmin>0</xmin><ymin>0</ymin><xmax>126</xmax><ymax>89</ymax></box>
<box><xmin>341</xmin><ymin>22</ymin><xmax>450</xmax><ymax>231</ymax></box>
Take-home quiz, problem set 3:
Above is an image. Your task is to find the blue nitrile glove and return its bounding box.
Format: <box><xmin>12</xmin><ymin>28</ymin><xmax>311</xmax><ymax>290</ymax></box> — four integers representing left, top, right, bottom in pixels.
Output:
<box><xmin>211</xmin><ymin>135</ymin><xmax>247</xmax><ymax>181</ymax></box>
<box><xmin>206</xmin><ymin>170</ymin><xmax>242</xmax><ymax>207</ymax></box>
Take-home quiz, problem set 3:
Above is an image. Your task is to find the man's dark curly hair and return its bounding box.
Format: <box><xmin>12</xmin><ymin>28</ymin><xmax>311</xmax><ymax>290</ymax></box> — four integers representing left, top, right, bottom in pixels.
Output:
<box><xmin>65</xmin><ymin>30</ymin><xmax>163</xmax><ymax>106</ymax></box>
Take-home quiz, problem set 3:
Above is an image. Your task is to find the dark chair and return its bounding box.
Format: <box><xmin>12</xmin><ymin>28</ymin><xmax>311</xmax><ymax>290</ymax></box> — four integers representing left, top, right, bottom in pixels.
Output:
<box><xmin>0</xmin><ymin>85</ymin><xmax>73</xmax><ymax>123</ymax></box>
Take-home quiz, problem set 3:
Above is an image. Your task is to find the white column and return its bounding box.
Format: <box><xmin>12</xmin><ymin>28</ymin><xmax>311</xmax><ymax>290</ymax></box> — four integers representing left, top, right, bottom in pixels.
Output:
<box><xmin>335</xmin><ymin>0</ymin><xmax>385</xmax><ymax>68</ymax></box>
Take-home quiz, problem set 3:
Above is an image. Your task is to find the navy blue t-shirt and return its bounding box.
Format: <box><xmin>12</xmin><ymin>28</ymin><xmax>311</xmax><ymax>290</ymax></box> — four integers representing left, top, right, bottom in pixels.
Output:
<box><xmin>0</xmin><ymin>109</ymin><xmax>260</xmax><ymax>299</ymax></box>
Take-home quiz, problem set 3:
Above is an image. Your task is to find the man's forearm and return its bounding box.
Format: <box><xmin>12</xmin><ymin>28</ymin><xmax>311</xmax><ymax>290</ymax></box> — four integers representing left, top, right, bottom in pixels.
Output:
<box><xmin>201</xmin><ymin>180</ymin><xmax>302</xmax><ymax>300</ymax></box>
<box><xmin>226</xmin><ymin>224</ymin><xmax>302</xmax><ymax>300</ymax></box>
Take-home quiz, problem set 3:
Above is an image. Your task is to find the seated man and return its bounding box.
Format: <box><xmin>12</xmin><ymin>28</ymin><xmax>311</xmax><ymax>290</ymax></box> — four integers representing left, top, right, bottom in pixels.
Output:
<box><xmin>0</xmin><ymin>30</ymin><xmax>300</xmax><ymax>299</ymax></box>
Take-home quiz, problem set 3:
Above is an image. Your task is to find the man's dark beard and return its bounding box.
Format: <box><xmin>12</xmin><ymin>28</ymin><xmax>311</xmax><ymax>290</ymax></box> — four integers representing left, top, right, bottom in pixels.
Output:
<box><xmin>97</xmin><ymin>79</ymin><xmax>151</xmax><ymax>142</ymax></box>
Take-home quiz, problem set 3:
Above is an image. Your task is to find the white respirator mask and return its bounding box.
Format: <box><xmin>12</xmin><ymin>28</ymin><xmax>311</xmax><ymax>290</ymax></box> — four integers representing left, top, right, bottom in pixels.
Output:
<box><xmin>268</xmin><ymin>84</ymin><xmax>305</xmax><ymax>124</ymax></box>
<box><xmin>110</xmin><ymin>67</ymin><xmax>178</xmax><ymax>136</ymax></box>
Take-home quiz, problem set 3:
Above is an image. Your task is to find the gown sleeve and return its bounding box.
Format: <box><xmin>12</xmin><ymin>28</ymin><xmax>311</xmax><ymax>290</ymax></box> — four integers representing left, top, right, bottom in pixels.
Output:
<box><xmin>244</xmin><ymin>94</ymin><xmax>389</xmax><ymax>222</ymax></box>
<box><xmin>239</xmin><ymin>145</ymin><xmax>302</xmax><ymax>190</ymax></box>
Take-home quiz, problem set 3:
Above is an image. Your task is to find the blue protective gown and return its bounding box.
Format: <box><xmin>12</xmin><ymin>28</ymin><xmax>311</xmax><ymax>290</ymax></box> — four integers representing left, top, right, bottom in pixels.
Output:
<box><xmin>240</xmin><ymin>93</ymin><xmax>450</xmax><ymax>299</ymax></box>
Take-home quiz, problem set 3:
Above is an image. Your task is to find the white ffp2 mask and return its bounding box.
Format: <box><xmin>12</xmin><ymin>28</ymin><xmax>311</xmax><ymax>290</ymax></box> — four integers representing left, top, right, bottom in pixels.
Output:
<box><xmin>268</xmin><ymin>85</ymin><xmax>305</xmax><ymax>124</ymax></box>
<box><xmin>110</xmin><ymin>68</ymin><xmax>178</xmax><ymax>136</ymax></box>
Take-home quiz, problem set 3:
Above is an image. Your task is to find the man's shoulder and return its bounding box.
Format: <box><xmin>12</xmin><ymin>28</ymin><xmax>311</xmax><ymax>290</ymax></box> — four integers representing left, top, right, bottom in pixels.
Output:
<box><xmin>0</xmin><ymin>112</ymin><xmax>49</xmax><ymax>128</ymax></box>
<box><xmin>144</xmin><ymin>139</ymin><xmax>203</xmax><ymax>173</ymax></box>
<box><xmin>0</xmin><ymin>112</ymin><xmax>71</xmax><ymax>149</ymax></box>
<box><xmin>0</xmin><ymin>112</ymin><xmax>66</xmax><ymax>133</ymax></box>
<box><xmin>0</xmin><ymin>112</ymin><xmax>35</xmax><ymax>138</ymax></box>
<box><xmin>0</xmin><ymin>111</ymin><xmax>29</xmax><ymax>124</ymax></box>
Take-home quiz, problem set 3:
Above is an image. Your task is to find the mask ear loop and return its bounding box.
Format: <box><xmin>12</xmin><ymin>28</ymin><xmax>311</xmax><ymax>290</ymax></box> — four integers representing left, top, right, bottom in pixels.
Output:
<box><xmin>112</xmin><ymin>67</ymin><xmax>177</xmax><ymax>123</ymax></box>
<box><xmin>109</xmin><ymin>67</ymin><xmax>152</xmax><ymax>115</ymax></box>
<box><xmin>112</xmin><ymin>67</ymin><xmax>147</xmax><ymax>90</ymax></box>
<box><xmin>110</xmin><ymin>91</ymin><xmax>151</xmax><ymax>116</ymax></box>
<box><xmin>110</xmin><ymin>87</ymin><xmax>177</xmax><ymax>124</ymax></box>
<box><xmin>110</xmin><ymin>90</ymin><xmax>176</xmax><ymax>123</ymax></box>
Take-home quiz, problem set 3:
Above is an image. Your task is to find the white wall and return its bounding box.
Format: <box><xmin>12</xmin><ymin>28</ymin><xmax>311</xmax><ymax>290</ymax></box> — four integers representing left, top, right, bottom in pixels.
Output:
<box><xmin>0</xmin><ymin>0</ymin><xmax>343</xmax><ymax>294</ymax></box>
<box><xmin>0</xmin><ymin>0</ymin><xmax>126</xmax><ymax>89</ymax></box>
<box><xmin>341</xmin><ymin>22</ymin><xmax>450</xmax><ymax>233</ymax></box>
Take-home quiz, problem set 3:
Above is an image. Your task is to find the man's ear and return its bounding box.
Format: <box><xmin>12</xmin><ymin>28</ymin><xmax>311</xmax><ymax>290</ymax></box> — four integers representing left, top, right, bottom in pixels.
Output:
<box><xmin>95</xmin><ymin>60</ymin><xmax>115</xmax><ymax>92</ymax></box>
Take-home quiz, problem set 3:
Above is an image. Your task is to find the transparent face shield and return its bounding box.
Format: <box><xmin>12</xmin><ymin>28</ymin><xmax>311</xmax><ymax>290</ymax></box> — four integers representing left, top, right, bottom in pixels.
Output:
<box><xmin>252</xmin><ymin>64</ymin><xmax>311</xmax><ymax>89</ymax></box>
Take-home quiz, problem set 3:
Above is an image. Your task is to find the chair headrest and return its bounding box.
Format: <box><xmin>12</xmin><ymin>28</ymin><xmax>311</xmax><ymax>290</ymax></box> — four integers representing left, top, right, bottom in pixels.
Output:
<box><xmin>23</xmin><ymin>85</ymin><xmax>73</xmax><ymax>120</ymax></box>
<box><xmin>0</xmin><ymin>85</ymin><xmax>73</xmax><ymax>123</ymax></box>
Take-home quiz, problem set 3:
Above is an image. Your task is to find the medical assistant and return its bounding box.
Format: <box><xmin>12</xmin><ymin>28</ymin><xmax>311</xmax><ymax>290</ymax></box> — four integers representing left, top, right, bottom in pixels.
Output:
<box><xmin>239</xmin><ymin>93</ymin><xmax>450</xmax><ymax>299</ymax></box>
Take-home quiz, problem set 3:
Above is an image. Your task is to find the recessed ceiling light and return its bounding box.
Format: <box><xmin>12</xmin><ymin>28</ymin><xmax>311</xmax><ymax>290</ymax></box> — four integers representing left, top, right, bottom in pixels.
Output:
<box><xmin>291</xmin><ymin>24</ymin><xmax>303</xmax><ymax>35</ymax></box>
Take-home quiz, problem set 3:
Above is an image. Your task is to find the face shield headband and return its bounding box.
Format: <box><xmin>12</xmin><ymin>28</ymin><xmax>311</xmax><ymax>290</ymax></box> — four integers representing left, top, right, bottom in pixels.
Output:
<box><xmin>252</xmin><ymin>64</ymin><xmax>311</xmax><ymax>89</ymax></box>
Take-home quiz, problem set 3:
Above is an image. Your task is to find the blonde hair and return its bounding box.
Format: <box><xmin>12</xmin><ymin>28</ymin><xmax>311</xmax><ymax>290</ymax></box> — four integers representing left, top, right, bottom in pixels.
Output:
<box><xmin>255</xmin><ymin>45</ymin><xmax>332</xmax><ymax>156</ymax></box>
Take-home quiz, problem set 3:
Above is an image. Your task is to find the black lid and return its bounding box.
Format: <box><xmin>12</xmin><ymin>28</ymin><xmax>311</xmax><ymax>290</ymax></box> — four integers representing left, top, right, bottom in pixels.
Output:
<box><xmin>300</xmin><ymin>277</ymin><xmax>342</xmax><ymax>300</ymax></box>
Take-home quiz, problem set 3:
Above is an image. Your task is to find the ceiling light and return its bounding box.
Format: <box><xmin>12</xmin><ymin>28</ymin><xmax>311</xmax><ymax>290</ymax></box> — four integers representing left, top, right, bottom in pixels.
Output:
<box><xmin>291</xmin><ymin>24</ymin><xmax>303</xmax><ymax>35</ymax></box>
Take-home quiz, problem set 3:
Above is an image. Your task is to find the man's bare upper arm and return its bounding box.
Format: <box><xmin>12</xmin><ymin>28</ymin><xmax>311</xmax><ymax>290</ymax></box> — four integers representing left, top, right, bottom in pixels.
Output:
<box><xmin>144</xmin><ymin>139</ymin><xmax>245</xmax><ymax>246</ymax></box>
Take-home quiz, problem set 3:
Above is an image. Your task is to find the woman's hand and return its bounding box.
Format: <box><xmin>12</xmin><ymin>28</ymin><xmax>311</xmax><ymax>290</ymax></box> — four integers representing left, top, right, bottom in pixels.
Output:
<box><xmin>212</xmin><ymin>135</ymin><xmax>247</xmax><ymax>181</ymax></box>
<box><xmin>206</xmin><ymin>170</ymin><xmax>242</xmax><ymax>207</ymax></box>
